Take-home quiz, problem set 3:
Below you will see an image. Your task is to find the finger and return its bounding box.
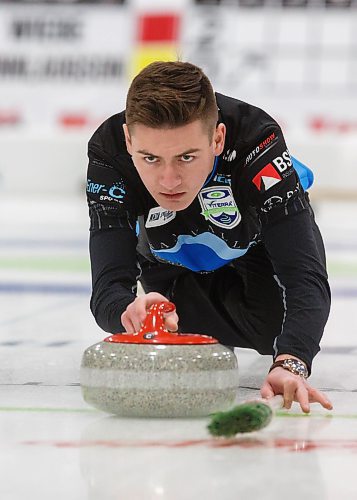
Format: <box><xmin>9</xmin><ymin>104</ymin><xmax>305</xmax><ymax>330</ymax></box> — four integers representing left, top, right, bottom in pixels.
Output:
<box><xmin>125</xmin><ymin>302</ymin><xmax>142</xmax><ymax>332</ymax></box>
<box><xmin>134</xmin><ymin>298</ymin><xmax>152</xmax><ymax>325</ymax></box>
<box><xmin>136</xmin><ymin>293</ymin><xmax>169</xmax><ymax>323</ymax></box>
<box><xmin>308</xmin><ymin>387</ymin><xmax>333</xmax><ymax>410</ymax></box>
<box><xmin>260</xmin><ymin>381</ymin><xmax>275</xmax><ymax>399</ymax></box>
<box><xmin>295</xmin><ymin>385</ymin><xmax>310</xmax><ymax>413</ymax></box>
<box><xmin>120</xmin><ymin>311</ymin><xmax>136</xmax><ymax>333</ymax></box>
<box><xmin>146</xmin><ymin>292</ymin><xmax>169</xmax><ymax>307</ymax></box>
<box><xmin>164</xmin><ymin>312</ymin><xmax>179</xmax><ymax>332</ymax></box>
<box><xmin>283</xmin><ymin>380</ymin><xmax>297</xmax><ymax>410</ymax></box>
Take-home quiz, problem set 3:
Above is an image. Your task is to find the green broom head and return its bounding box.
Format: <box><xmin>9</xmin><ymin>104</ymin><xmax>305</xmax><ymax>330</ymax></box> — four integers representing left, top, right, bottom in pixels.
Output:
<box><xmin>207</xmin><ymin>401</ymin><xmax>273</xmax><ymax>437</ymax></box>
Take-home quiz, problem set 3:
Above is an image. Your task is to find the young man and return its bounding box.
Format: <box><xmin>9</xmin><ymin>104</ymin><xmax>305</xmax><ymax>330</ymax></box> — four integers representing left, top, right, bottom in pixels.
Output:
<box><xmin>86</xmin><ymin>61</ymin><xmax>332</xmax><ymax>413</ymax></box>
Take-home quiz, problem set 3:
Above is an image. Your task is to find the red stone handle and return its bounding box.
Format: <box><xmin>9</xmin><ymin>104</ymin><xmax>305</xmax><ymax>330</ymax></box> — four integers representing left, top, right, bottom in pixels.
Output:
<box><xmin>104</xmin><ymin>301</ymin><xmax>218</xmax><ymax>344</ymax></box>
<box><xmin>138</xmin><ymin>301</ymin><xmax>176</xmax><ymax>336</ymax></box>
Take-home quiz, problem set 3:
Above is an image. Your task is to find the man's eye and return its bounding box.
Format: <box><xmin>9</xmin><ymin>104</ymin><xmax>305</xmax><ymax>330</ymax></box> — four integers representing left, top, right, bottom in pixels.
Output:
<box><xmin>144</xmin><ymin>156</ymin><xmax>158</xmax><ymax>163</ymax></box>
<box><xmin>181</xmin><ymin>155</ymin><xmax>194</xmax><ymax>162</ymax></box>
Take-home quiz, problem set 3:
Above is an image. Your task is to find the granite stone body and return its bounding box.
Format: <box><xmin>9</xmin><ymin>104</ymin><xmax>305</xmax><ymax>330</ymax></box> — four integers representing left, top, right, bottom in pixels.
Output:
<box><xmin>80</xmin><ymin>341</ymin><xmax>239</xmax><ymax>417</ymax></box>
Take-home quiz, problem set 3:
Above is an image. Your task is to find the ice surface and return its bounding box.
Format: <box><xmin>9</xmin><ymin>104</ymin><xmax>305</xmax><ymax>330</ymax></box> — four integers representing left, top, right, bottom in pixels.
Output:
<box><xmin>1</xmin><ymin>197</ymin><xmax>357</xmax><ymax>500</ymax></box>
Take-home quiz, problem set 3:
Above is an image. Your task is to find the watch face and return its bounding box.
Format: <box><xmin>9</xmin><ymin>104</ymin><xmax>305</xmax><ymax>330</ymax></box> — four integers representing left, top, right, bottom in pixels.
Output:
<box><xmin>283</xmin><ymin>359</ymin><xmax>308</xmax><ymax>378</ymax></box>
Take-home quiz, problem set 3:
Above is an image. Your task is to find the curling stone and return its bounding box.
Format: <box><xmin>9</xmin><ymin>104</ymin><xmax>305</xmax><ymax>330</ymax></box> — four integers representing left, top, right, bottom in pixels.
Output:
<box><xmin>80</xmin><ymin>301</ymin><xmax>239</xmax><ymax>418</ymax></box>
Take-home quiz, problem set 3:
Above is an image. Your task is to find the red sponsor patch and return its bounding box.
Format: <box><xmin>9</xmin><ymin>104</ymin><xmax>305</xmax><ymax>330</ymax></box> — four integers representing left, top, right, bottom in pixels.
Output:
<box><xmin>252</xmin><ymin>163</ymin><xmax>282</xmax><ymax>192</ymax></box>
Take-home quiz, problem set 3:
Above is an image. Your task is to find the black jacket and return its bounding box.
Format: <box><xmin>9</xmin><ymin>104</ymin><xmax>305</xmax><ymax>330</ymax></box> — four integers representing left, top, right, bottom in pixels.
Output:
<box><xmin>86</xmin><ymin>93</ymin><xmax>331</xmax><ymax>371</ymax></box>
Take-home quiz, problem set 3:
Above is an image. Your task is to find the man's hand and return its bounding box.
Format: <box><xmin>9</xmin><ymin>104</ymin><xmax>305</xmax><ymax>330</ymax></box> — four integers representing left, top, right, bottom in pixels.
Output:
<box><xmin>121</xmin><ymin>292</ymin><xmax>179</xmax><ymax>333</ymax></box>
<box><xmin>260</xmin><ymin>367</ymin><xmax>333</xmax><ymax>413</ymax></box>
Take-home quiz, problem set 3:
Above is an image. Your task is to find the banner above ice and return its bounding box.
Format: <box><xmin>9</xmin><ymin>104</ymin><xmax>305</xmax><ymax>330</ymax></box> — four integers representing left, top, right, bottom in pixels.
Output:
<box><xmin>0</xmin><ymin>0</ymin><xmax>356</xmax><ymax>196</ymax></box>
<box><xmin>0</xmin><ymin>1</ymin><xmax>356</xmax><ymax>134</ymax></box>
<box><xmin>0</xmin><ymin>4</ymin><xmax>131</xmax><ymax>128</ymax></box>
<box><xmin>181</xmin><ymin>6</ymin><xmax>357</xmax><ymax>134</ymax></box>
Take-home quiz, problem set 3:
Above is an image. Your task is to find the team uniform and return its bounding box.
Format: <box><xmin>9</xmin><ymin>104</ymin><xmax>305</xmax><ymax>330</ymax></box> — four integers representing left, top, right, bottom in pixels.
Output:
<box><xmin>86</xmin><ymin>93</ymin><xmax>331</xmax><ymax>373</ymax></box>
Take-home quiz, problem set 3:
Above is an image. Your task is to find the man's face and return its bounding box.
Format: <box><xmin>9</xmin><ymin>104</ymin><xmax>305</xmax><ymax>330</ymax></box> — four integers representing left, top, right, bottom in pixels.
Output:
<box><xmin>123</xmin><ymin>120</ymin><xmax>226</xmax><ymax>211</ymax></box>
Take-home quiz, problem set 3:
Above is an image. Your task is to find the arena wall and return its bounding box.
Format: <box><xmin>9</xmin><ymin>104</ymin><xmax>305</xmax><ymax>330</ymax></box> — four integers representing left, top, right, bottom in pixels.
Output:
<box><xmin>0</xmin><ymin>0</ymin><xmax>356</xmax><ymax>198</ymax></box>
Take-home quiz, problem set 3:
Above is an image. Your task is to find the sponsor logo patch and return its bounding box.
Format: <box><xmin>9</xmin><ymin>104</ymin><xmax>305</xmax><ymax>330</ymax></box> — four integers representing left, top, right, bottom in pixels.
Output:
<box><xmin>262</xmin><ymin>196</ymin><xmax>283</xmax><ymax>212</ymax></box>
<box><xmin>86</xmin><ymin>179</ymin><xmax>126</xmax><ymax>203</ymax></box>
<box><xmin>245</xmin><ymin>132</ymin><xmax>278</xmax><ymax>165</ymax></box>
<box><xmin>252</xmin><ymin>164</ymin><xmax>282</xmax><ymax>192</ymax></box>
<box><xmin>198</xmin><ymin>186</ymin><xmax>241</xmax><ymax>229</ymax></box>
<box><xmin>213</xmin><ymin>173</ymin><xmax>231</xmax><ymax>185</ymax></box>
<box><xmin>271</xmin><ymin>149</ymin><xmax>293</xmax><ymax>174</ymax></box>
<box><xmin>145</xmin><ymin>207</ymin><xmax>176</xmax><ymax>228</ymax></box>
<box><xmin>286</xmin><ymin>183</ymin><xmax>300</xmax><ymax>199</ymax></box>
<box><xmin>223</xmin><ymin>149</ymin><xmax>237</xmax><ymax>162</ymax></box>
<box><xmin>261</xmin><ymin>183</ymin><xmax>301</xmax><ymax>213</ymax></box>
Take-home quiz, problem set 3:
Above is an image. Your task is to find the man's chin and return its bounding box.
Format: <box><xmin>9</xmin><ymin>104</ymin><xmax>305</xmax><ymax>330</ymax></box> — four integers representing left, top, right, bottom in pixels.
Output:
<box><xmin>160</xmin><ymin>202</ymin><xmax>188</xmax><ymax>212</ymax></box>
<box><xmin>156</xmin><ymin>194</ymin><xmax>193</xmax><ymax>211</ymax></box>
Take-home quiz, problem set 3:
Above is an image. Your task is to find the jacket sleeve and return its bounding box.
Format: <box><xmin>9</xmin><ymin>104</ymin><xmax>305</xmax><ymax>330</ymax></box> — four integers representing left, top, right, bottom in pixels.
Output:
<box><xmin>242</xmin><ymin>124</ymin><xmax>331</xmax><ymax>373</ymax></box>
<box><xmin>86</xmin><ymin>148</ymin><xmax>141</xmax><ymax>333</ymax></box>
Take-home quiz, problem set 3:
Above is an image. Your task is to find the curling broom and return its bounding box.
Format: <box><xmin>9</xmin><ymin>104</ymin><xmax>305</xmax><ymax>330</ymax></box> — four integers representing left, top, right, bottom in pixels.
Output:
<box><xmin>207</xmin><ymin>395</ymin><xmax>284</xmax><ymax>437</ymax></box>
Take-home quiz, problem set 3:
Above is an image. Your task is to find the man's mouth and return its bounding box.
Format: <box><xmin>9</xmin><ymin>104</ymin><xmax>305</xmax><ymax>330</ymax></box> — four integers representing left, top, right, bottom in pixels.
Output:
<box><xmin>160</xmin><ymin>192</ymin><xmax>185</xmax><ymax>200</ymax></box>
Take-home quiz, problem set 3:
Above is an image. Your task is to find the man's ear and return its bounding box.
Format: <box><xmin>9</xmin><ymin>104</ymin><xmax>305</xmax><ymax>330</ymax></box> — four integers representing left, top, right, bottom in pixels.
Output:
<box><xmin>123</xmin><ymin>124</ymin><xmax>132</xmax><ymax>155</ymax></box>
<box><xmin>213</xmin><ymin>123</ymin><xmax>226</xmax><ymax>156</ymax></box>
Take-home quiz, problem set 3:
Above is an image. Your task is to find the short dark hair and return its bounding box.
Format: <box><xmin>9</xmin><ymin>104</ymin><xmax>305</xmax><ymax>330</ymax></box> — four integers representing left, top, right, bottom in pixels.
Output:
<box><xmin>125</xmin><ymin>61</ymin><xmax>218</xmax><ymax>137</ymax></box>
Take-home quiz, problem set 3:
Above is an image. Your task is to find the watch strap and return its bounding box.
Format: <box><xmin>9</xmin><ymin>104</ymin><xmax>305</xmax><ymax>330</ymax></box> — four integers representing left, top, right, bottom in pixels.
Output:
<box><xmin>269</xmin><ymin>358</ymin><xmax>308</xmax><ymax>379</ymax></box>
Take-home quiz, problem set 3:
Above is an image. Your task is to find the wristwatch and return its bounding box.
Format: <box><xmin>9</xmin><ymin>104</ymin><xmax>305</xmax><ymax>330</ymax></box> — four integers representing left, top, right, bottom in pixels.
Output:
<box><xmin>269</xmin><ymin>358</ymin><xmax>308</xmax><ymax>379</ymax></box>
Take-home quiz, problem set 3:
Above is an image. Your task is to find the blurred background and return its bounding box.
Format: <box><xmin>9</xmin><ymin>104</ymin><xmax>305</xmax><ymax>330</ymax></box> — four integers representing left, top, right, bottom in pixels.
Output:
<box><xmin>1</xmin><ymin>0</ymin><xmax>357</xmax><ymax>199</ymax></box>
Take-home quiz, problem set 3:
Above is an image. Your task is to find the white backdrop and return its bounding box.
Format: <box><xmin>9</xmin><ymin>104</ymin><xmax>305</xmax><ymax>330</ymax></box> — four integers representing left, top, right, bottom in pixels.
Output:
<box><xmin>0</xmin><ymin>5</ymin><xmax>131</xmax><ymax>128</ymax></box>
<box><xmin>0</xmin><ymin>1</ymin><xmax>356</xmax><ymax>196</ymax></box>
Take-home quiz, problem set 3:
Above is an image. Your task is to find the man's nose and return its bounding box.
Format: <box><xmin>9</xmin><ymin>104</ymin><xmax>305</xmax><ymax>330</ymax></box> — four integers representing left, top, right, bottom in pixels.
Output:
<box><xmin>159</xmin><ymin>165</ymin><xmax>182</xmax><ymax>191</ymax></box>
